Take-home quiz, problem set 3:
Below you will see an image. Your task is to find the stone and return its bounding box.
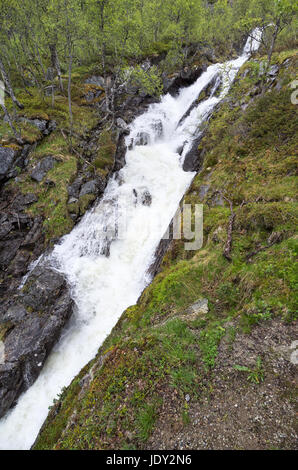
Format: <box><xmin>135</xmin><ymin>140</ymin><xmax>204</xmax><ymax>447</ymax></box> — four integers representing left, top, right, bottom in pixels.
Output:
<box><xmin>183</xmin><ymin>137</ymin><xmax>206</xmax><ymax>172</ymax></box>
<box><xmin>187</xmin><ymin>299</ymin><xmax>209</xmax><ymax>316</ymax></box>
<box><xmin>151</xmin><ymin>119</ymin><xmax>163</xmax><ymax>139</ymax></box>
<box><xmin>135</xmin><ymin>132</ymin><xmax>150</xmax><ymax>146</ymax></box>
<box><xmin>79</xmin><ymin>180</ymin><xmax>98</xmax><ymax>197</ymax></box>
<box><xmin>68</xmin><ymin>196</ymin><xmax>78</xmax><ymax>205</ymax></box>
<box><xmin>23</xmin><ymin>193</ymin><xmax>38</xmax><ymax>205</ymax></box>
<box><xmin>0</xmin><ymin>265</ymin><xmax>73</xmax><ymax>418</ymax></box>
<box><xmin>0</xmin><ymin>146</ymin><xmax>18</xmax><ymax>183</ymax></box>
<box><xmin>68</xmin><ymin>177</ymin><xmax>83</xmax><ymax>198</ymax></box>
<box><xmin>30</xmin><ymin>156</ymin><xmax>57</xmax><ymax>183</ymax></box>
<box><xmin>141</xmin><ymin>189</ymin><xmax>152</xmax><ymax>206</ymax></box>
<box><xmin>116</xmin><ymin>118</ymin><xmax>129</xmax><ymax>134</ymax></box>
<box><xmin>84</xmin><ymin>75</ymin><xmax>105</xmax><ymax>87</ymax></box>
<box><xmin>20</xmin><ymin>117</ymin><xmax>47</xmax><ymax>133</ymax></box>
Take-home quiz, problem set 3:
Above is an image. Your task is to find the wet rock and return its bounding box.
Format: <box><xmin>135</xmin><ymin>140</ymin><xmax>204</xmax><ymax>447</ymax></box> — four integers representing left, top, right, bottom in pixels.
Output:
<box><xmin>178</xmin><ymin>74</ymin><xmax>221</xmax><ymax>129</ymax></box>
<box><xmin>0</xmin><ymin>265</ymin><xmax>73</xmax><ymax>418</ymax></box>
<box><xmin>141</xmin><ymin>189</ymin><xmax>152</xmax><ymax>206</ymax></box>
<box><xmin>43</xmin><ymin>120</ymin><xmax>57</xmax><ymax>136</ymax></box>
<box><xmin>0</xmin><ymin>146</ymin><xmax>19</xmax><ymax>184</ymax></box>
<box><xmin>164</xmin><ymin>66</ymin><xmax>206</xmax><ymax>96</ymax></box>
<box><xmin>113</xmin><ymin>131</ymin><xmax>128</xmax><ymax>172</ymax></box>
<box><xmin>151</xmin><ymin>119</ymin><xmax>163</xmax><ymax>139</ymax></box>
<box><xmin>30</xmin><ymin>156</ymin><xmax>57</xmax><ymax>182</ymax></box>
<box><xmin>135</xmin><ymin>132</ymin><xmax>150</xmax><ymax>146</ymax></box>
<box><xmin>79</xmin><ymin>179</ymin><xmax>104</xmax><ymax>197</ymax></box>
<box><xmin>183</xmin><ymin>137</ymin><xmax>206</xmax><ymax>172</ymax></box>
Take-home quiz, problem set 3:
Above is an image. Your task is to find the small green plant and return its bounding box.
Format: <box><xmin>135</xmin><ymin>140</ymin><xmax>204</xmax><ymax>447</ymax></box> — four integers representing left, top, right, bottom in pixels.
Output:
<box><xmin>137</xmin><ymin>402</ymin><xmax>158</xmax><ymax>441</ymax></box>
<box><xmin>182</xmin><ymin>402</ymin><xmax>190</xmax><ymax>426</ymax></box>
<box><xmin>234</xmin><ymin>356</ymin><xmax>265</xmax><ymax>384</ymax></box>
<box><xmin>199</xmin><ymin>325</ymin><xmax>225</xmax><ymax>370</ymax></box>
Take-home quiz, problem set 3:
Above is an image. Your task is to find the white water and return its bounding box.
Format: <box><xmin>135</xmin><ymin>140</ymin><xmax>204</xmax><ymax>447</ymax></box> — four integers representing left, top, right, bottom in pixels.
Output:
<box><xmin>0</xmin><ymin>30</ymin><xmax>261</xmax><ymax>450</ymax></box>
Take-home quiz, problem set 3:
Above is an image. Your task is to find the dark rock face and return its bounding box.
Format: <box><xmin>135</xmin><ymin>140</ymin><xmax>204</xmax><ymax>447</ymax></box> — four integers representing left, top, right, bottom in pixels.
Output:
<box><xmin>0</xmin><ymin>147</ymin><xmax>17</xmax><ymax>181</ymax></box>
<box><xmin>0</xmin><ymin>265</ymin><xmax>73</xmax><ymax>418</ymax></box>
<box><xmin>0</xmin><ymin>146</ymin><xmax>30</xmax><ymax>185</ymax></box>
<box><xmin>113</xmin><ymin>131</ymin><xmax>128</xmax><ymax>172</ymax></box>
<box><xmin>0</xmin><ymin>182</ymin><xmax>45</xmax><ymax>298</ymax></box>
<box><xmin>30</xmin><ymin>156</ymin><xmax>57</xmax><ymax>182</ymax></box>
<box><xmin>183</xmin><ymin>137</ymin><xmax>206</xmax><ymax>172</ymax></box>
<box><xmin>68</xmin><ymin>176</ymin><xmax>84</xmax><ymax>199</ymax></box>
<box><xmin>163</xmin><ymin>66</ymin><xmax>207</xmax><ymax>96</ymax></box>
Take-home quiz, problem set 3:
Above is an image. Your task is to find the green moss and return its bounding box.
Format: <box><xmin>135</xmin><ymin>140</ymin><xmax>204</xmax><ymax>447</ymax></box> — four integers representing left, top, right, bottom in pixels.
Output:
<box><xmin>79</xmin><ymin>193</ymin><xmax>96</xmax><ymax>215</ymax></box>
<box><xmin>93</xmin><ymin>130</ymin><xmax>116</xmax><ymax>171</ymax></box>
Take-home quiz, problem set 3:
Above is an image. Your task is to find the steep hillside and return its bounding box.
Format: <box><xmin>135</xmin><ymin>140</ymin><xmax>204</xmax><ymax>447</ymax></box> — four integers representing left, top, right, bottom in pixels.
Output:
<box><xmin>33</xmin><ymin>50</ymin><xmax>297</xmax><ymax>450</ymax></box>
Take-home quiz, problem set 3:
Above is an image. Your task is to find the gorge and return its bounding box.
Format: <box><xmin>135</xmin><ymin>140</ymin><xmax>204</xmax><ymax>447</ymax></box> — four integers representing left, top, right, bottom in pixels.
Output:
<box><xmin>0</xmin><ymin>31</ymin><xmax>263</xmax><ymax>450</ymax></box>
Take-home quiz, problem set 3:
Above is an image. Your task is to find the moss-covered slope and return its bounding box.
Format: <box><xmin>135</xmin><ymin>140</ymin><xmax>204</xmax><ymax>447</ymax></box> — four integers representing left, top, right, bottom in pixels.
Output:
<box><xmin>33</xmin><ymin>51</ymin><xmax>297</xmax><ymax>450</ymax></box>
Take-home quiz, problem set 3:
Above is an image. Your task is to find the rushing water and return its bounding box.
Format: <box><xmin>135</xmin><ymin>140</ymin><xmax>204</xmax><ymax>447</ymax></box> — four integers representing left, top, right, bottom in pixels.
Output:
<box><xmin>0</xmin><ymin>30</ymin><xmax>262</xmax><ymax>450</ymax></box>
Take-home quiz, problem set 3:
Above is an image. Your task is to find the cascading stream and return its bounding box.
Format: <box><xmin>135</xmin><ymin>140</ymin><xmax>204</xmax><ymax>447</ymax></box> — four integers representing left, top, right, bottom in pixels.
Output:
<box><xmin>0</xmin><ymin>29</ymin><xmax>261</xmax><ymax>449</ymax></box>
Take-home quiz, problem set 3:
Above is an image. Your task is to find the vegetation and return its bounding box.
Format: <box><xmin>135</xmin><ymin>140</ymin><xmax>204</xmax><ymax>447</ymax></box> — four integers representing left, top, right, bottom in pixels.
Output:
<box><xmin>33</xmin><ymin>48</ymin><xmax>297</xmax><ymax>449</ymax></box>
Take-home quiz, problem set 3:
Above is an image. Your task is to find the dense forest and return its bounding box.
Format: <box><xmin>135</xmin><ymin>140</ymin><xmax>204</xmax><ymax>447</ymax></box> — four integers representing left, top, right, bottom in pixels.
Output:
<box><xmin>0</xmin><ymin>0</ymin><xmax>297</xmax><ymax>452</ymax></box>
<box><xmin>0</xmin><ymin>0</ymin><xmax>297</xmax><ymax>142</ymax></box>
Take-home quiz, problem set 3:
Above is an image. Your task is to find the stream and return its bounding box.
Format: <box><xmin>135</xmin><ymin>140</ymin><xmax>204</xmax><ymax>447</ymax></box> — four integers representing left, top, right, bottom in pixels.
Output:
<box><xmin>0</xmin><ymin>29</ymin><xmax>261</xmax><ymax>450</ymax></box>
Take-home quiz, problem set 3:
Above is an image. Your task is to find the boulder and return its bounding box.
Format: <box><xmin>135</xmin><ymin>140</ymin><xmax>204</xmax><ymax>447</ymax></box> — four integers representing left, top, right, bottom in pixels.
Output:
<box><xmin>84</xmin><ymin>75</ymin><xmax>105</xmax><ymax>87</ymax></box>
<box><xmin>79</xmin><ymin>178</ymin><xmax>105</xmax><ymax>198</ymax></box>
<box><xmin>187</xmin><ymin>298</ymin><xmax>209</xmax><ymax>316</ymax></box>
<box><xmin>0</xmin><ymin>146</ymin><xmax>18</xmax><ymax>183</ymax></box>
<box><xmin>183</xmin><ymin>137</ymin><xmax>206</xmax><ymax>172</ymax></box>
<box><xmin>30</xmin><ymin>156</ymin><xmax>57</xmax><ymax>183</ymax></box>
<box><xmin>68</xmin><ymin>176</ymin><xmax>84</xmax><ymax>199</ymax></box>
<box><xmin>0</xmin><ymin>265</ymin><xmax>73</xmax><ymax>418</ymax></box>
<box><xmin>141</xmin><ymin>189</ymin><xmax>152</xmax><ymax>206</ymax></box>
<box><xmin>134</xmin><ymin>132</ymin><xmax>150</xmax><ymax>146</ymax></box>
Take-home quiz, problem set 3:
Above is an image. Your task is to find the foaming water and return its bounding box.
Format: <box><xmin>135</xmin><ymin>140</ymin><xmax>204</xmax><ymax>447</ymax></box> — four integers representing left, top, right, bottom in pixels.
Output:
<box><xmin>0</xmin><ymin>29</ymin><xmax>261</xmax><ymax>449</ymax></box>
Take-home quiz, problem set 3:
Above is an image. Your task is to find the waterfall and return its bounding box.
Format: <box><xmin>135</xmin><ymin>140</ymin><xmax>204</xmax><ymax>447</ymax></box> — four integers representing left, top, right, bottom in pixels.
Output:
<box><xmin>0</xmin><ymin>29</ymin><xmax>262</xmax><ymax>450</ymax></box>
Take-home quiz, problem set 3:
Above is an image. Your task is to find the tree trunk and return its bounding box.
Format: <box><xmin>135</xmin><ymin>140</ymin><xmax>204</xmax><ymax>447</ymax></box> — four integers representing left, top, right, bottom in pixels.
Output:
<box><xmin>262</xmin><ymin>19</ymin><xmax>280</xmax><ymax>94</ymax></box>
<box><xmin>67</xmin><ymin>47</ymin><xmax>73</xmax><ymax>149</ymax></box>
<box><xmin>49</xmin><ymin>43</ymin><xmax>64</xmax><ymax>92</ymax></box>
<box><xmin>0</xmin><ymin>58</ymin><xmax>24</xmax><ymax>110</ymax></box>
